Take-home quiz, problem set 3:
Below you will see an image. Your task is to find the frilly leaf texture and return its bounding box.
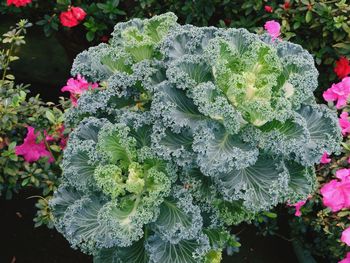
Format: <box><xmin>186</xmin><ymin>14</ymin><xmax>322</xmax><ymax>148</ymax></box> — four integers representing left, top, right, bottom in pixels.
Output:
<box><xmin>51</xmin><ymin>12</ymin><xmax>342</xmax><ymax>263</ymax></box>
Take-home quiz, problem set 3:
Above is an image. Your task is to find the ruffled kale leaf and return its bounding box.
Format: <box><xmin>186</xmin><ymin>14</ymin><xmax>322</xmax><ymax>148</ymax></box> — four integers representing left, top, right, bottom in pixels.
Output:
<box><xmin>52</xmin><ymin>12</ymin><xmax>342</xmax><ymax>263</ymax></box>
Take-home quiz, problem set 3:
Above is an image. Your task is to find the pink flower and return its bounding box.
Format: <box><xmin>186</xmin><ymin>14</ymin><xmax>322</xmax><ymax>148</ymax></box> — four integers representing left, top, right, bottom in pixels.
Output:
<box><xmin>264</xmin><ymin>5</ymin><xmax>273</xmax><ymax>13</ymax></box>
<box><xmin>323</xmin><ymin>77</ymin><xmax>350</xmax><ymax>109</ymax></box>
<box><xmin>61</xmin><ymin>74</ymin><xmax>98</xmax><ymax>106</ymax></box>
<box><xmin>320</xmin><ymin>152</ymin><xmax>331</xmax><ymax>164</ymax></box>
<box><xmin>339</xmin><ymin>112</ymin><xmax>350</xmax><ymax>136</ymax></box>
<box><xmin>335</xmin><ymin>57</ymin><xmax>350</xmax><ymax>80</ymax></box>
<box><xmin>264</xmin><ymin>20</ymin><xmax>281</xmax><ymax>40</ymax></box>
<box><xmin>60</xmin><ymin>6</ymin><xmax>86</xmax><ymax>28</ymax></box>
<box><xmin>341</xmin><ymin>227</ymin><xmax>350</xmax><ymax>246</ymax></box>
<box><xmin>336</xmin><ymin>168</ymin><xmax>350</xmax><ymax>180</ymax></box>
<box><xmin>288</xmin><ymin>199</ymin><xmax>307</xmax><ymax>217</ymax></box>
<box><xmin>320</xmin><ymin>169</ymin><xmax>350</xmax><ymax>212</ymax></box>
<box><xmin>6</xmin><ymin>0</ymin><xmax>31</xmax><ymax>7</ymax></box>
<box><xmin>340</xmin><ymin>252</ymin><xmax>350</xmax><ymax>263</ymax></box>
<box><xmin>15</xmin><ymin>126</ymin><xmax>54</xmax><ymax>163</ymax></box>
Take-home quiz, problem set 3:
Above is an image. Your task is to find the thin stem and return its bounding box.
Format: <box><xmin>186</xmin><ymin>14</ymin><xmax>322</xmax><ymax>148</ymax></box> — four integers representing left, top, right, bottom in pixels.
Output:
<box><xmin>274</xmin><ymin>232</ymin><xmax>295</xmax><ymax>242</ymax></box>
<box><xmin>1</xmin><ymin>26</ymin><xmax>25</xmax><ymax>82</ymax></box>
<box><xmin>43</xmin><ymin>135</ymin><xmax>57</xmax><ymax>162</ymax></box>
<box><xmin>1</xmin><ymin>41</ymin><xmax>15</xmax><ymax>82</ymax></box>
<box><xmin>26</xmin><ymin>195</ymin><xmax>49</xmax><ymax>203</ymax></box>
<box><xmin>234</xmin><ymin>227</ymin><xmax>246</xmax><ymax>236</ymax></box>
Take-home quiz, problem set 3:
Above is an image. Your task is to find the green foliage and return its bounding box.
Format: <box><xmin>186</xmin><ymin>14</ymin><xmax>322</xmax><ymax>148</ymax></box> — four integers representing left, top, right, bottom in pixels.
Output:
<box><xmin>0</xmin><ymin>21</ymin><xmax>69</xmax><ymax>228</ymax></box>
<box><xmin>1</xmin><ymin>0</ymin><xmax>126</xmax><ymax>43</ymax></box>
<box><xmin>51</xmin><ymin>13</ymin><xmax>341</xmax><ymax>262</ymax></box>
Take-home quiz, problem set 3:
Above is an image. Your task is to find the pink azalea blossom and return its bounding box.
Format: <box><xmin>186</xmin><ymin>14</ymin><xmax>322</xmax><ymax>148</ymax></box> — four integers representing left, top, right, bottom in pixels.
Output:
<box><xmin>15</xmin><ymin>126</ymin><xmax>54</xmax><ymax>163</ymax></box>
<box><xmin>7</xmin><ymin>0</ymin><xmax>31</xmax><ymax>7</ymax></box>
<box><xmin>320</xmin><ymin>169</ymin><xmax>350</xmax><ymax>212</ymax></box>
<box><xmin>288</xmin><ymin>199</ymin><xmax>307</xmax><ymax>217</ymax></box>
<box><xmin>320</xmin><ymin>152</ymin><xmax>331</xmax><ymax>164</ymax></box>
<box><xmin>339</xmin><ymin>112</ymin><xmax>350</xmax><ymax>136</ymax></box>
<box><xmin>341</xmin><ymin>227</ymin><xmax>350</xmax><ymax>246</ymax></box>
<box><xmin>323</xmin><ymin>77</ymin><xmax>350</xmax><ymax>109</ymax></box>
<box><xmin>340</xmin><ymin>252</ymin><xmax>350</xmax><ymax>263</ymax></box>
<box><xmin>336</xmin><ymin>168</ymin><xmax>350</xmax><ymax>180</ymax></box>
<box><xmin>61</xmin><ymin>74</ymin><xmax>98</xmax><ymax>106</ymax></box>
<box><xmin>264</xmin><ymin>20</ymin><xmax>281</xmax><ymax>40</ymax></box>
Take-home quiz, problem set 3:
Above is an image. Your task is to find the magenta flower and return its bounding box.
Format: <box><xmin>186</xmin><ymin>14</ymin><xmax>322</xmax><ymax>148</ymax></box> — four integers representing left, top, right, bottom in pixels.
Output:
<box><xmin>288</xmin><ymin>200</ymin><xmax>307</xmax><ymax>217</ymax></box>
<box><xmin>320</xmin><ymin>151</ymin><xmax>331</xmax><ymax>164</ymax></box>
<box><xmin>323</xmin><ymin>77</ymin><xmax>350</xmax><ymax>109</ymax></box>
<box><xmin>61</xmin><ymin>74</ymin><xmax>98</xmax><ymax>106</ymax></box>
<box><xmin>339</xmin><ymin>112</ymin><xmax>350</xmax><ymax>136</ymax></box>
<box><xmin>264</xmin><ymin>20</ymin><xmax>281</xmax><ymax>40</ymax></box>
<box><xmin>15</xmin><ymin>126</ymin><xmax>54</xmax><ymax>163</ymax></box>
<box><xmin>340</xmin><ymin>252</ymin><xmax>350</xmax><ymax>263</ymax></box>
<box><xmin>320</xmin><ymin>169</ymin><xmax>350</xmax><ymax>212</ymax></box>
<box><xmin>336</xmin><ymin>168</ymin><xmax>350</xmax><ymax>180</ymax></box>
<box><xmin>341</xmin><ymin>227</ymin><xmax>350</xmax><ymax>246</ymax></box>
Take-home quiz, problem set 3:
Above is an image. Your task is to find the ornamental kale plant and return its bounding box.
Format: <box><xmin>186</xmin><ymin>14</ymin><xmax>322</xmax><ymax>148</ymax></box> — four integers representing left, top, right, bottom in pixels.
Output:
<box><xmin>51</xmin><ymin>13</ymin><xmax>342</xmax><ymax>262</ymax></box>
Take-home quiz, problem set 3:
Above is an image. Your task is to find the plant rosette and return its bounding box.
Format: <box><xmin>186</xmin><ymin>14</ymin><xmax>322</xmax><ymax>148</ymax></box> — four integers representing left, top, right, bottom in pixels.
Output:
<box><xmin>50</xmin><ymin>13</ymin><xmax>341</xmax><ymax>262</ymax></box>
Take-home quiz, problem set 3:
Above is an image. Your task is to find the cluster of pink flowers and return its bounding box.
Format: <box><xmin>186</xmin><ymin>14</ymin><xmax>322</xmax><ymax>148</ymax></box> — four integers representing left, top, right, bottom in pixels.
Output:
<box><xmin>323</xmin><ymin>77</ymin><xmax>350</xmax><ymax>109</ymax></box>
<box><xmin>15</xmin><ymin>126</ymin><xmax>54</xmax><ymax>163</ymax></box>
<box><xmin>15</xmin><ymin>74</ymin><xmax>94</xmax><ymax>163</ymax></box>
<box><xmin>59</xmin><ymin>6</ymin><xmax>86</xmax><ymax>28</ymax></box>
<box><xmin>321</xmin><ymin>67</ymin><xmax>350</xmax><ymax>262</ymax></box>
<box><xmin>323</xmin><ymin>64</ymin><xmax>350</xmax><ymax>140</ymax></box>
<box><xmin>15</xmin><ymin>124</ymin><xmax>68</xmax><ymax>163</ymax></box>
<box><xmin>319</xmin><ymin>159</ymin><xmax>350</xmax><ymax>262</ymax></box>
<box><xmin>6</xmin><ymin>0</ymin><xmax>31</xmax><ymax>7</ymax></box>
<box><xmin>61</xmin><ymin>74</ymin><xmax>98</xmax><ymax>106</ymax></box>
<box><xmin>320</xmin><ymin>168</ymin><xmax>350</xmax><ymax>212</ymax></box>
